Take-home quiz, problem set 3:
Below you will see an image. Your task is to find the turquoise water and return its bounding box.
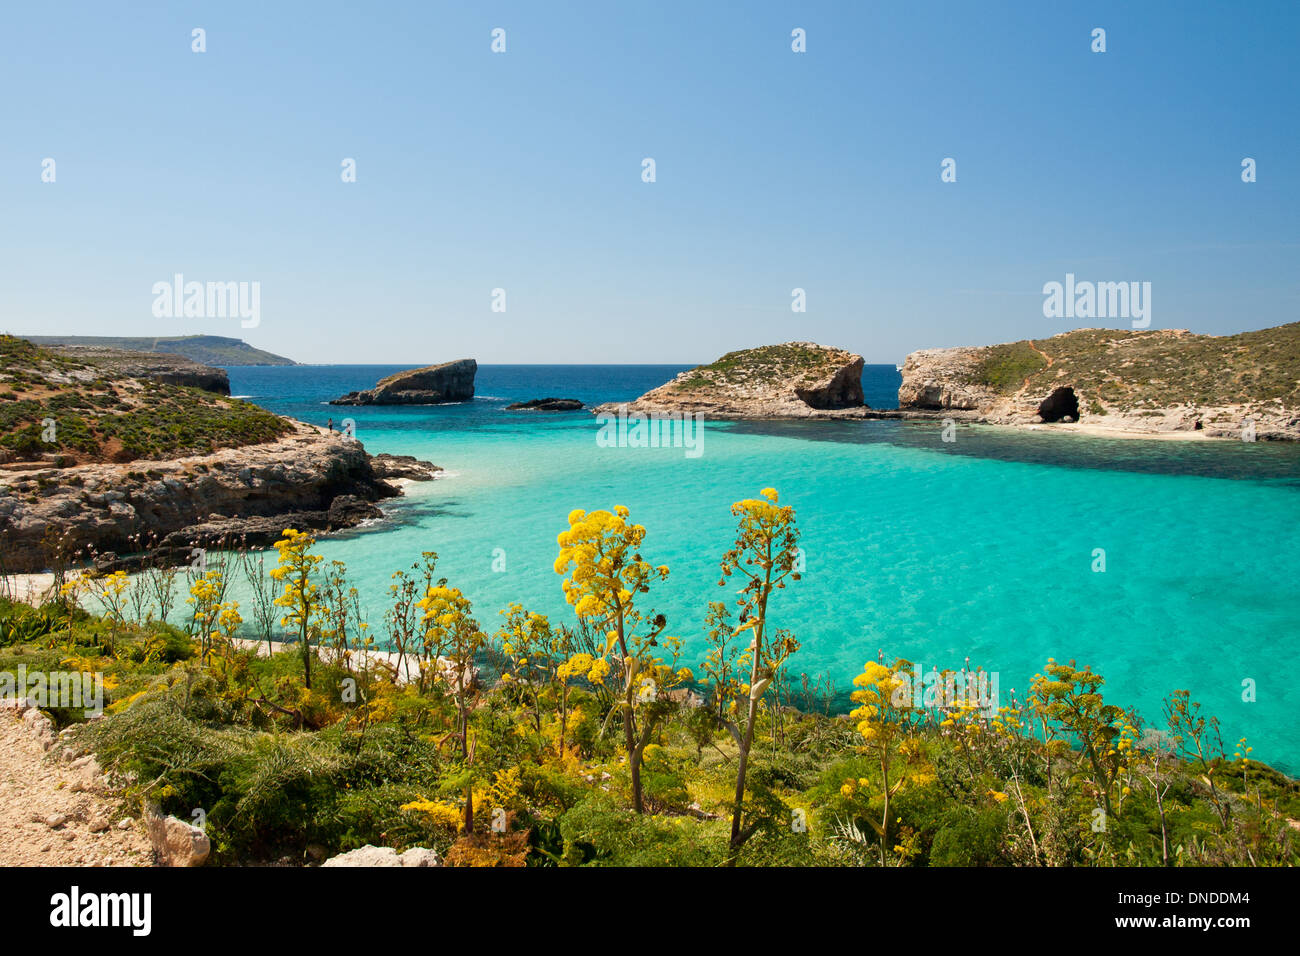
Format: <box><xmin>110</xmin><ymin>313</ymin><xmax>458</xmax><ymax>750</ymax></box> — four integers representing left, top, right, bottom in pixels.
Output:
<box><xmin>222</xmin><ymin>366</ymin><xmax>1300</xmax><ymax>773</ymax></box>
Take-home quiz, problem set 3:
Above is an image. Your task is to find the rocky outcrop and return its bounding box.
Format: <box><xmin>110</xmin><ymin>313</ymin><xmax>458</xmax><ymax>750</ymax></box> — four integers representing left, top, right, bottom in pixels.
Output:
<box><xmin>331</xmin><ymin>360</ymin><xmax>476</xmax><ymax>406</ymax></box>
<box><xmin>368</xmin><ymin>453</ymin><xmax>443</xmax><ymax>481</ymax></box>
<box><xmin>21</xmin><ymin>705</ymin><xmax>57</xmax><ymax>751</ymax></box>
<box><xmin>145</xmin><ymin>806</ymin><xmax>211</xmax><ymax>867</ymax></box>
<box><xmin>507</xmin><ymin>398</ymin><xmax>584</xmax><ymax>411</ymax></box>
<box><xmin>897</xmin><ymin>348</ymin><xmax>1000</xmax><ymax>413</ymax></box>
<box><xmin>594</xmin><ymin>343</ymin><xmax>869</xmax><ymax>420</ymax></box>
<box><xmin>898</xmin><ymin>325</ymin><xmax>1300</xmax><ymax>440</ymax></box>
<box><xmin>320</xmin><ymin>844</ymin><xmax>441</xmax><ymax>867</ymax></box>
<box><xmin>0</xmin><ymin>422</ymin><xmax>402</xmax><ymax>573</ymax></box>
<box><xmin>44</xmin><ymin>345</ymin><xmax>231</xmax><ymax>395</ymax></box>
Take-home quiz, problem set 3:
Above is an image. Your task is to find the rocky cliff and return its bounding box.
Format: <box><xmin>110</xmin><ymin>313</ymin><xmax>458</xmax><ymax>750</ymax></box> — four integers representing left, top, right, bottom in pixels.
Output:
<box><xmin>331</xmin><ymin>360</ymin><xmax>477</xmax><ymax>406</ymax></box>
<box><xmin>898</xmin><ymin>324</ymin><xmax>1300</xmax><ymax>439</ymax></box>
<box><xmin>594</xmin><ymin>343</ymin><xmax>868</xmax><ymax>419</ymax></box>
<box><xmin>0</xmin><ymin>422</ymin><xmax>409</xmax><ymax>574</ymax></box>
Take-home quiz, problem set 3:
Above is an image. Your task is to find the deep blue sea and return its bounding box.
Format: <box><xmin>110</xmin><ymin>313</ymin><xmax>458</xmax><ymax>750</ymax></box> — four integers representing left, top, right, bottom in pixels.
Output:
<box><xmin>222</xmin><ymin>364</ymin><xmax>1300</xmax><ymax>772</ymax></box>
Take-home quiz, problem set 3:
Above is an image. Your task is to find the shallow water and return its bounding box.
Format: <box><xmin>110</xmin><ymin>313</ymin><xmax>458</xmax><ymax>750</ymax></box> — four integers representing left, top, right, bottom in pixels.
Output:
<box><xmin>218</xmin><ymin>364</ymin><xmax>1300</xmax><ymax>772</ymax></box>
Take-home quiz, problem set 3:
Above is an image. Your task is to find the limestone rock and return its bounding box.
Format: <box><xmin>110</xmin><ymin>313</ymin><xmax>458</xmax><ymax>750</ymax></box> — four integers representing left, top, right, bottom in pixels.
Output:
<box><xmin>42</xmin><ymin>345</ymin><xmax>231</xmax><ymax>395</ymax></box>
<box><xmin>319</xmin><ymin>844</ymin><xmax>442</xmax><ymax>867</ymax></box>
<box><xmin>369</xmin><ymin>454</ymin><xmax>442</xmax><ymax>481</ymax></box>
<box><xmin>321</xmin><ymin>845</ymin><xmax>403</xmax><ymax>867</ymax></box>
<box><xmin>67</xmin><ymin>755</ymin><xmax>104</xmax><ymax>793</ymax></box>
<box><xmin>21</xmin><ymin>708</ymin><xmax>56</xmax><ymax>750</ymax></box>
<box><xmin>399</xmin><ymin>847</ymin><xmax>442</xmax><ymax>867</ymax></box>
<box><xmin>145</xmin><ymin>808</ymin><xmax>210</xmax><ymax>867</ymax></box>
<box><xmin>593</xmin><ymin>343</ymin><xmax>868</xmax><ymax>420</ymax></box>
<box><xmin>0</xmin><ymin>421</ymin><xmax>400</xmax><ymax>573</ymax></box>
<box><xmin>331</xmin><ymin>360</ymin><xmax>476</xmax><ymax>406</ymax></box>
<box><xmin>897</xmin><ymin>325</ymin><xmax>1300</xmax><ymax>440</ymax></box>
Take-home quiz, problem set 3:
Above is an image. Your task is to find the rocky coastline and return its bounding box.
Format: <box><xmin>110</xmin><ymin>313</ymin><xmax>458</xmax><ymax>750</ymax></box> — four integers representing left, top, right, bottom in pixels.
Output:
<box><xmin>0</xmin><ymin>422</ymin><xmax>441</xmax><ymax>575</ymax></box>
<box><xmin>897</xmin><ymin>325</ymin><xmax>1300</xmax><ymax>441</ymax></box>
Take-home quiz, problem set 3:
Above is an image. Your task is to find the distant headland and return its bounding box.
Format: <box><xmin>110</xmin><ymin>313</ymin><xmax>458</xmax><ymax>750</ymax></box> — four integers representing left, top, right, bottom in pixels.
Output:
<box><xmin>24</xmin><ymin>335</ymin><xmax>295</xmax><ymax>368</ymax></box>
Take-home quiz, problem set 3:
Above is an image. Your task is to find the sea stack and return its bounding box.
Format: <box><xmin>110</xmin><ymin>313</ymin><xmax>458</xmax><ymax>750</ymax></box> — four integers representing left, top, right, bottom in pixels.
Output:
<box><xmin>332</xmin><ymin>359</ymin><xmax>477</xmax><ymax>406</ymax></box>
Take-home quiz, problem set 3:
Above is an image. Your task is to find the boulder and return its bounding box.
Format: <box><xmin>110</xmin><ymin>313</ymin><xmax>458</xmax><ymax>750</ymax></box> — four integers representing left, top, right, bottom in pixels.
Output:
<box><xmin>331</xmin><ymin>360</ymin><xmax>476</xmax><ymax>406</ymax></box>
<box><xmin>67</xmin><ymin>754</ymin><xmax>104</xmax><ymax>793</ymax></box>
<box><xmin>368</xmin><ymin>453</ymin><xmax>442</xmax><ymax>481</ymax></box>
<box><xmin>320</xmin><ymin>844</ymin><xmax>440</xmax><ymax>867</ymax></box>
<box><xmin>327</xmin><ymin>494</ymin><xmax>385</xmax><ymax>525</ymax></box>
<box><xmin>399</xmin><ymin>847</ymin><xmax>442</xmax><ymax>867</ymax></box>
<box><xmin>321</xmin><ymin>845</ymin><xmax>402</xmax><ymax>866</ymax></box>
<box><xmin>145</xmin><ymin>808</ymin><xmax>211</xmax><ymax>867</ymax></box>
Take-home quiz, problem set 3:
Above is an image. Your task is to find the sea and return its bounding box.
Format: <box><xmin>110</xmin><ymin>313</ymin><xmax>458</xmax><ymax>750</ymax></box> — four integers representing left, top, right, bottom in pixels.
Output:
<box><xmin>220</xmin><ymin>364</ymin><xmax>1300</xmax><ymax>773</ymax></box>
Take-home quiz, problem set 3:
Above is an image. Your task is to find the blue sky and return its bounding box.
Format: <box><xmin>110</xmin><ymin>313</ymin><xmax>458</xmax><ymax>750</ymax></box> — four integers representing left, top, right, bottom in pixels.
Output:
<box><xmin>1</xmin><ymin>1</ymin><xmax>1296</xmax><ymax>364</ymax></box>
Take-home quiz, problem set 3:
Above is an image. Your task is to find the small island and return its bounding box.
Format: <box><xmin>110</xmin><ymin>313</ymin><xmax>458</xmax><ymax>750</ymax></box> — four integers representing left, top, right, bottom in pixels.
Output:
<box><xmin>593</xmin><ymin>342</ymin><xmax>869</xmax><ymax>420</ymax></box>
<box><xmin>506</xmin><ymin>398</ymin><xmax>584</xmax><ymax>411</ymax></box>
<box><xmin>331</xmin><ymin>359</ymin><xmax>476</xmax><ymax>406</ymax></box>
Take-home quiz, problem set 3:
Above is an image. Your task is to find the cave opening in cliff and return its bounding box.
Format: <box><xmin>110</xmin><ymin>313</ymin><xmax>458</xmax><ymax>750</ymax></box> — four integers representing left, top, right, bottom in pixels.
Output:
<box><xmin>1038</xmin><ymin>386</ymin><xmax>1079</xmax><ymax>423</ymax></box>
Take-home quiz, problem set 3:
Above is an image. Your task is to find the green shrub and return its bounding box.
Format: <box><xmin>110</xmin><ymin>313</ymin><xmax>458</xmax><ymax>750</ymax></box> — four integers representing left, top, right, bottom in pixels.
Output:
<box><xmin>559</xmin><ymin>793</ymin><xmax>727</xmax><ymax>866</ymax></box>
<box><xmin>929</xmin><ymin>807</ymin><xmax>1009</xmax><ymax>866</ymax></box>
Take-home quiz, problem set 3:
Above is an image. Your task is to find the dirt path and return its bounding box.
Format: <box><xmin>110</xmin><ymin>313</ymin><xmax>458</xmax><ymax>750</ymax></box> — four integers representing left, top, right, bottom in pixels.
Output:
<box><xmin>1021</xmin><ymin>340</ymin><xmax>1054</xmax><ymax>391</ymax></box>
<box><xmin>0</xmin><ymin>708</ymin><xmax>152</xmax><ymax>866</ymax></box>
<box><xmin>1026</xmin><ymin>340</ymin><xmax>1054</xmax><ymax>368</ymax></box>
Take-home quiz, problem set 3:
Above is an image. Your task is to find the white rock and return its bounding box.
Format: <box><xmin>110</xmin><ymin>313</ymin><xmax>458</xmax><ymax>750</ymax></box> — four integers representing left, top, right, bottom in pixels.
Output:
<box><xmin>145</xmin><ymin>808</ymin><xmax>210</xmax><ymax>867</ymax></box>
<box><xmin>21</xmin><ymin>708</ymin><xmax>56</xmax><ymax>749</ymax></box>
<box><xmin>320</xmin><ymin>845</ymin><xmax>402</xmax><ymax>867</ymax></box>
<box><xmin>399</xmin><ymin>847</ymin><xmax>441</xmax><ymax>867</ymax></box>
<box><xmin>68</xmin><ymin>755</ymin><xmax>103</xmax><ymax>793</ymax></box>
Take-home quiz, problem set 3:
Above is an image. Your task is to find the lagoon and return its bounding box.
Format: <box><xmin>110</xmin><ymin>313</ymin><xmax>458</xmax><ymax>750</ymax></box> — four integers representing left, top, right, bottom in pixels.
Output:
<box><xmin>223</xmin><ymin>364</ymin><xmax>1300</xmax><ymax>773</ymax></box>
